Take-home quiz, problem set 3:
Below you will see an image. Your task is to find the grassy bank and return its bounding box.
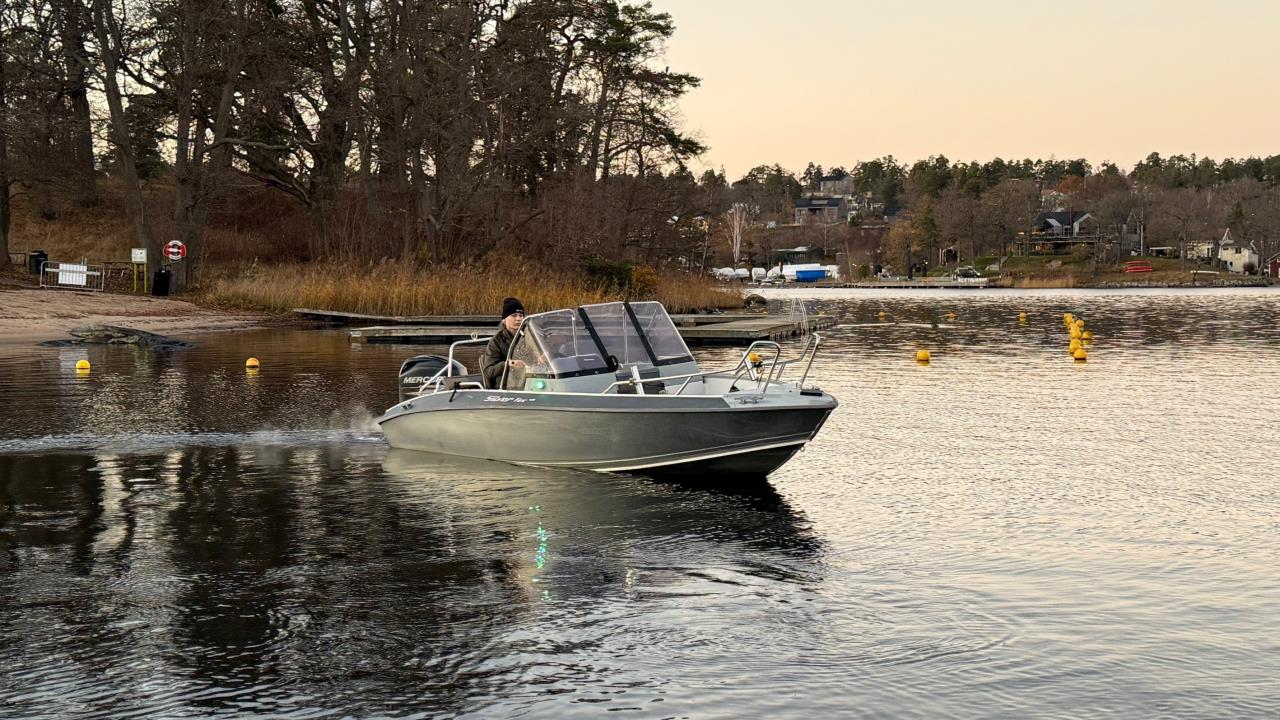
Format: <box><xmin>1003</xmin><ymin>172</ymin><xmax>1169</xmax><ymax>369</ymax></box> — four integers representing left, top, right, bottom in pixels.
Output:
<box><xmin>207</xmin><ymin>264</ymin><xmax>742</xmax><ymax>316</ymax></box>
<box><xmin>971</xmin><ymin>255</ymin><xmax>1269</xmax><ymax>288</ymax></box>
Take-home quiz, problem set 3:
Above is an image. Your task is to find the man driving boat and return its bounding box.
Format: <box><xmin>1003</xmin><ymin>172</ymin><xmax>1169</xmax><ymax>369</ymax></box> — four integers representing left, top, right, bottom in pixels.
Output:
<box><xmin>480</xmin><ymin>297</ymin><xmax>526</xmax><ymax>389</ymax></box>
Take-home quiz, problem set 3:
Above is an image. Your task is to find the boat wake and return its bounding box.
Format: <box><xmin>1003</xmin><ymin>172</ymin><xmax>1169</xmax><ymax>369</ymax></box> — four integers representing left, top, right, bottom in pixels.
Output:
<box><xmin>0</xmin><ymin>428</ymin><xmax>387</xmax><ymax>456</ymax></box>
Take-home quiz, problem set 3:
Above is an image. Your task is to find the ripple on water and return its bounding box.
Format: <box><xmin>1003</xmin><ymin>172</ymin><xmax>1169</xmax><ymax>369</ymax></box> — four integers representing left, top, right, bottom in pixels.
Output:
<box><xmin>2</xmin><ymin>293</ymin><xmax>1279</xmax><ymax>718</ymax></box>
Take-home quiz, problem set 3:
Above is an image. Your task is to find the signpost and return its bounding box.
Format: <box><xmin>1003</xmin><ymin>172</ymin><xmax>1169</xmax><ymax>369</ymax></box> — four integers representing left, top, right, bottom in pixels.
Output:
<box><xmin>131</xmin><ymin>247</ymin><xmax>148</xmax><ymax>292</ymax></box>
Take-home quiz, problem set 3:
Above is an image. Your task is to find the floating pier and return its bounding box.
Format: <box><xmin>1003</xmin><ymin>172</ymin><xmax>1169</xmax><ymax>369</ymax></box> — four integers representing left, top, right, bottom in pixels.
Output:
<box><xmin>335</xmin><ymin>312</ymin><xmax>834</xmax><ymax>346</ymax></box>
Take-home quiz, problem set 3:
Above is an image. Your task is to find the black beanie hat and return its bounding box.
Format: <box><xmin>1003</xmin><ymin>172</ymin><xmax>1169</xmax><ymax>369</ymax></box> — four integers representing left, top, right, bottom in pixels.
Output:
<box><xmin>501</xmin><ymin>297</ymin><xmax>526</xmax><ymax>319</ymax></box>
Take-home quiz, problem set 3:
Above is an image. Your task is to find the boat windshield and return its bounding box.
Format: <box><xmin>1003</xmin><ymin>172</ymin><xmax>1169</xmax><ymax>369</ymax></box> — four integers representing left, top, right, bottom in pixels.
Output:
<box><xmin>506</xmin><ymin>302</ymin><xmax>694</xmax><ymax>386</ymax></box>
<box><xmin>509</xmin><ymin>309</ymin><xmax>611</xmax><ymax>379</ymax></box>
<box><xmin>580</xmin><ymin>301</ymin><xmax>693</xmax><ymax>368</ymax></box>
<box><xmin>626</xmin><ymin>301</ymin><xmax>694</xmax><ymax>365</ymax></box>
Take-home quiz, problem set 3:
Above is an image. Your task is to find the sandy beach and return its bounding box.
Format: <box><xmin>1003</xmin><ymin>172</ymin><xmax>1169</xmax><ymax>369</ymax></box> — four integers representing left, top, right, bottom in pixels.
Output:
<box><xmin>0</xmin><ymin>287</ymin><xmax>269</xmax><ymax>345</ymax></box>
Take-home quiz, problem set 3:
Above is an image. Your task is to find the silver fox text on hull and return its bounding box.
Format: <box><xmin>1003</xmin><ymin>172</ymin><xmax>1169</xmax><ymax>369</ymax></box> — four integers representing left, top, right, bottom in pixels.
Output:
<box><xmin>378</xmin><ymin>301</ymin><xmax>836</xmax><ymax>476</ymax></box>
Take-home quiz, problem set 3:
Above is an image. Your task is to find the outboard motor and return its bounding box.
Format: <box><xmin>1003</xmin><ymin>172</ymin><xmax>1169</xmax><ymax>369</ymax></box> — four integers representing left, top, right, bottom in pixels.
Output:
<box><xmin>398</xmin><ymin>355</ymin><xmax>467</xmax><ymax>401</ymax></box>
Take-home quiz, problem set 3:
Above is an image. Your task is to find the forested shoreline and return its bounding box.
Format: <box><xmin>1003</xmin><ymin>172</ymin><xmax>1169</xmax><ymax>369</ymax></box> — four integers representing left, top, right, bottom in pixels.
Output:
<box><xmin>1</xmin><ymin>0</ymin><xmax>710</xmax><ymax>293</ymax></box>
<box><xmin>2</xmin><ymin>0</ymin><xmax>1278</xmax><ymax>301</ymax></box>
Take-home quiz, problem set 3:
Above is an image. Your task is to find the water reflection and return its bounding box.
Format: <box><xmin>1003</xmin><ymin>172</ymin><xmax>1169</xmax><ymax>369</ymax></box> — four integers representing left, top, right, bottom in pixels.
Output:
<box><xmin>1</xmin><ymin>443</ymin><xmax>824</xmax><ymax>718</ymax></box>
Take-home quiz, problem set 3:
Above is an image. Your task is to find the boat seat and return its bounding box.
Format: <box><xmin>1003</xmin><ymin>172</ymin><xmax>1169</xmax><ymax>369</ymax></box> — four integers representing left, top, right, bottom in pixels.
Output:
<box><xmin>615</xmin><ymin>367</ymin><xmax>666</xmax><ymax>394</ymax></box>
<box><xmin>443</xmin><ymin>374</ymin><xmax>484</xmax><ymax>390</ymax></box>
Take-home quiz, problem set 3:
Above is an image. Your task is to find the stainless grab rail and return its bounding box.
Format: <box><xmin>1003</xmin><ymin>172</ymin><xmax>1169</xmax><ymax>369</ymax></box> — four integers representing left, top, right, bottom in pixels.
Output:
<box><xmin>601</xmin><ymin>334</ymin><xmax>823</xmax><ymax>395</ymax></box>
<box><xmin>417</xmin><ymin>337</ymin><xmax>490</xmax><ymax>395</ymax></box>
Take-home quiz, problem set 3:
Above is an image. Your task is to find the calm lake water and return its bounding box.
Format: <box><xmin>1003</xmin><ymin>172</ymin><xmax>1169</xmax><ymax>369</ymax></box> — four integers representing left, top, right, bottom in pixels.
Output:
<box><xmin>2</xmin><ymin>288</ymin><xmax>1278</xmax><ymax>719</ymax></box>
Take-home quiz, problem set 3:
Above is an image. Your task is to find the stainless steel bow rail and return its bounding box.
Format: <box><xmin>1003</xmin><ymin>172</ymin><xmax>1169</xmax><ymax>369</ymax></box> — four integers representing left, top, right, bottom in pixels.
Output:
<box><xmin>602</xmin><ymin>334</ymin><xmax>824</xmax><ymax>396</ymax></box>
<box><xmin>409</xmin><ymin>334</ymin><xmax>825</xmax><ymax>397</ymax></box>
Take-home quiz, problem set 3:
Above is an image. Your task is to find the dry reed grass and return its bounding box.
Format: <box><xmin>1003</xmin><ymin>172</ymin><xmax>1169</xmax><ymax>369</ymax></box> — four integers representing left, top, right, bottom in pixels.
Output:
<box><xmin>207</xmin><ymin>263</ymin><xmax>742</xmax><ymax>315</ymax></box>
<box><xmin>9</xmin><ymin>187</ymin><xmax>740</xmax><ymax>313</ymax></box>
<box><xmin>1010</xmin><ymin>274</ymin><xmax>1078</xmax><ymax>288</ymax></box>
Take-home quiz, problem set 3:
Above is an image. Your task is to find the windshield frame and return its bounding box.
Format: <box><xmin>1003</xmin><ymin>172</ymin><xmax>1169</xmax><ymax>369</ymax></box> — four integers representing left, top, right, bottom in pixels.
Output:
<box><xmin>501</xmin><ymin>301</ymin><xmax>694</xmax><ymax>387</ymax></box>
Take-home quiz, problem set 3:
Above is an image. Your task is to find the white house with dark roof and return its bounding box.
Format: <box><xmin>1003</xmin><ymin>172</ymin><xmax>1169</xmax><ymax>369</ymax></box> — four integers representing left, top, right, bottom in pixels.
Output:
<box><xmin>1216</xmin><ymin>229</ymin><xmax>1259</xmax><ymax>273</ymax></box>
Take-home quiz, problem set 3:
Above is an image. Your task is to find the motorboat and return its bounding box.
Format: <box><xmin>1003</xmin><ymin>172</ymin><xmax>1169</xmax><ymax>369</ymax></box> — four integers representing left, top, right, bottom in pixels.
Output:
<box><xmin>377</xmin><ymin>301</ymin><xmax>836</xmax><ymax>477</ymax></box>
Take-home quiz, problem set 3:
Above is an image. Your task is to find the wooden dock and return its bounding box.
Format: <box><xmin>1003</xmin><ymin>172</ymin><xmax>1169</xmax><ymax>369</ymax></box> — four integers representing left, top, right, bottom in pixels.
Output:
<box><xmin>296</xmin><ymin>307</ymin><xmax>778</xmax><ymax>327</ymax></box>
<box><xmin>344</xmin><ymin>313</ymin><xmax>835</xmax><ymax>346</ymax></box>
<box><xmin>295</xmin><ymin>308</ymin><xmax>502</xmax><ymax>325</ymax></box>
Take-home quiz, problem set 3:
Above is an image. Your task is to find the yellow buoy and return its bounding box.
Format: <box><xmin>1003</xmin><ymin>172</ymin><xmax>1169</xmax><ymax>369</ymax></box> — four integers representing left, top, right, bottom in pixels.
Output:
<box><xmin>1068</xmin><ymin>339</ymin><xmax>1082</xmax><ymax>352</ymax></box>
<box><xmin>945</xmin><ymin>312</ymin><xmax>956</xmax><ymax>320</ymax></box>
<box><xmin>75</xmin><ymin>359</ymin><xmax>91</xmax><ymax>372</ymax></box>
<box><xmin>1082</xmin><ymin>331</ymin><xmax>1093</xmax><ymax>340</ymax></box>
<box><xmin>1069</xmin><ymin>327</ymin><xmax>1082</xmax><ymax>339</ymax></box>
<box><xmin>878</xmin><ymin>311</ymin><xmax>887</xmax><ymax>320</ymax></box>
<box><xmin>245</xmin><ymin>357</ymin><xmax>261</xmax><ymax>369</ymax></box>
<box><xmin>1074</xmin><ymin>319</ymin><xmax>1085</xmax><ymax>330</ymax></box>
<box><xmin>1063</xmin><ymin>312</ymin><xmax>1074</xmax><ymax>324</ymax></box>
<box><xmin>1018</xmin><ymin>312</ymin><xmax>1028</xmax><ymax>322</ymax></box>
<box><xmin>1073</xmin><ymin>347</ymin><xmax>1088</xmax><ymax>362</ymax></box>
<box><xmin>916</xmin><ymin>349</ymin><xmax>931</xmax><ymax>363</ymax></box>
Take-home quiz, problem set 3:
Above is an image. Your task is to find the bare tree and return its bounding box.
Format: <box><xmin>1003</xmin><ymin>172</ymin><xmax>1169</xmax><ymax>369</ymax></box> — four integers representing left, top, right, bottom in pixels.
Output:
<box><xmin>91</xmin><ymin>0</ymin><xmax>156</xmax><ymax>267</ymax></box>
<box><xmin>727</xmin><ymin>202</ymin><xmax>748</xmax><ymax>265</ymax></box>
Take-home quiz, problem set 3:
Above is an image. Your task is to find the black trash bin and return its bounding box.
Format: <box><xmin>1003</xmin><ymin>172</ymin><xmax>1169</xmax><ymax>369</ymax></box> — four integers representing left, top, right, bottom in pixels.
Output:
<box><xmin>28</xmin><ymin>250</ymin><xmax>48</xmax><ymax>275</ymax></box>
<box><xmin>152</xmin><ymin>268</ymin><xmax>172</xmax><ymax>296</ymax></box>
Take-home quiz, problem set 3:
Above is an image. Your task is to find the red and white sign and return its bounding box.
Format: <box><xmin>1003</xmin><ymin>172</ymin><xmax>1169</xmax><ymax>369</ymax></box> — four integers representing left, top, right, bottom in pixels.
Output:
<box><xmin>165</xmin><ymin>240</ymin><xmax>187</xmax><ymax>262</ymax></box>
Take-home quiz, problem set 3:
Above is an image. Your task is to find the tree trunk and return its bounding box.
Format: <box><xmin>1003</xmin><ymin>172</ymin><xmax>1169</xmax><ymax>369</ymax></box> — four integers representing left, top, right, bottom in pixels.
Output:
<box><xmin>0</xmin><ymin>182</ymin><xmax>10</xmax><ymax>271</ymax></box>
<box><xmin>92</xmin><ymin>0</ymin><xmax>157</xmax><ymax>271</ymax></box>
<box><xmin>0</xmin><ymin>58</ymin><xmax>9</xmax><ymax>269</ymax></box>
<box><xmin>172</xmin><ymin>71</ymin><xmax>195</xmax><ymax>293</ymax></box>
<box><xmin>60</xmin><ymin>0</ymin><xmax>97</xmax><ymax>206</ymax></box>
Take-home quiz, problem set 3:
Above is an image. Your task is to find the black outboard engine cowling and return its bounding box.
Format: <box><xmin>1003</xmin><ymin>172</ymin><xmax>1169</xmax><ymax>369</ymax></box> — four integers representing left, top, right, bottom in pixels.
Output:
<box><xmin>398</xmin><ymin>355</ymin><xmax>467</xmax><ymax>401</ymax></box>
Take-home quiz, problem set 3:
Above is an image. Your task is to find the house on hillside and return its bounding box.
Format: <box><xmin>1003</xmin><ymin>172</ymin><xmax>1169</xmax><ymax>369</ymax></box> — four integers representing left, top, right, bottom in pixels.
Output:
<box><xmin>1019</xmin><ymin>211</ymin><xmax>1105</xmax><ymax>255</ymax></box>
<box><xmin>818</xmin><ymin>174</ymin><xmax>855</xmax><ymax>196</ymax></box>
<box><xmin>794</xmin><ymin>195</ymin><xmax>848</xmax><ymax>225</ymax></box>
<box><xmin>1034</xmin><ymin>211</ymin><xmax>1093</xmax><ymax>237</ymax></box>
<box><xmin>1217</xmin><ymin>229</ymin><xmax>1259</xmax><ymax>273</ymax></box>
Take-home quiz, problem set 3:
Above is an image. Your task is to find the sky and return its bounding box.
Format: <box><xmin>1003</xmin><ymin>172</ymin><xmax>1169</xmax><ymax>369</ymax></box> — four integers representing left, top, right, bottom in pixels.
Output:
<box><xmin>649</xmin><ymin>0</ymin><xmax>1279</xmax><ymax>179</ymax></box>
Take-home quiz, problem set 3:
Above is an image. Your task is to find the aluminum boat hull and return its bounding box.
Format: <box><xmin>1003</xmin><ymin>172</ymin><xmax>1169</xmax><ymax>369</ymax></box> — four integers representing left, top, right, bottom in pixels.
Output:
<box><xmin>377</xmin><ymin>389</ymin><xmax>836</xmax><ymax>476</ymax></box>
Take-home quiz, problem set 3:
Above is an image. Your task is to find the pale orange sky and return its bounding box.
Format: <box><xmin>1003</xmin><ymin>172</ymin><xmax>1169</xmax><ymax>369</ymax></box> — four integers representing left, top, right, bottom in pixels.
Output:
<box><xmin>651</xmin><ymin>0</ymin><xmax>1278</xmax><ymax>178</ymax></box>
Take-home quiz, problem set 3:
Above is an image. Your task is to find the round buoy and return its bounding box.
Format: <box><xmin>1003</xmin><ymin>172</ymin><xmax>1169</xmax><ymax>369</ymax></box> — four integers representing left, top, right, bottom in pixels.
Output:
<box><xmin>1082</xmin><ymin>331</ymin><xmax>1093</xmax><ymax>340</ymax></box>
<box><xmin>1018</xmin><ymin>312</ymin><xmax>1028</xmax><ymax>322</ymax></box>
<box><xmin>945</xmin><ymin>312</ymin><xmax>956</xmax><ymax>320</ymax></box>
<box><xmin>245</xmin><ymin>357</ymin><xmax>261</xmax><ymax>369</ymax></box>
<box><xmin>878</xmin><ymin>311</ymin><xmax>887</xmax><ymax>320</ymax></box>
<box><xmin>1073</xmin><ymin>347</ymin><xmax>1088</xmax><ymax>362</ymax></box>
<box><xmin>916</xmin><ymin>349</ymin><xmax>931</xmax><ymax>363</ymax></box>
<box><xmin>1063</xmin><ymin>312</ymin><xmax>1074</xmax><ymax>324</ymax></box>
<box><xmin>75</xmin><ymin>359</ymin><xmax>91</xmax><ymax>372</ymax></box>
<box><xmin>1068</xmin><ymin>339</ymin><xmax>1082</xmax><ymax>352</ymax></box>
<box><xmin>1074</xmin><ymin>319</ymin><xmax>1085</xmax><ymax>330</ymax></box>
<box><xmin>1069</xmin><ymin>327</ymin><xmax>1082</xmax><ymax>340</ymax></box>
